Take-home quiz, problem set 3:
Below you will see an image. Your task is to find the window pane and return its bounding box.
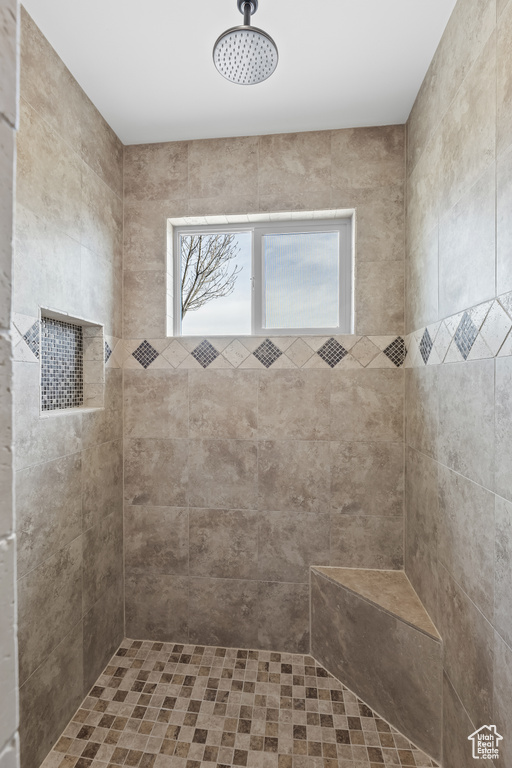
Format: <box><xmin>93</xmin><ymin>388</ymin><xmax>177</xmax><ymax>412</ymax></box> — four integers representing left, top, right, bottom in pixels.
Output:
<box><xmin>263</xmin><ymin>231</ymin><xmax>339</xmax><ymax>329</ymax></box>
<box><xmin>181</xmin><ymin>231</ymin><xmax>252</xmax><ymax>335</ymax></box>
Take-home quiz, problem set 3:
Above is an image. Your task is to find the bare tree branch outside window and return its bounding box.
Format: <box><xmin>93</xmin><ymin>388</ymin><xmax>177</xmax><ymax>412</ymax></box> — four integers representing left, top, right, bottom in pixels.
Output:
<box><xmin>181</xmin><ymin>234</ymin><xmax>242</xmax><ymax>318</ymax></box>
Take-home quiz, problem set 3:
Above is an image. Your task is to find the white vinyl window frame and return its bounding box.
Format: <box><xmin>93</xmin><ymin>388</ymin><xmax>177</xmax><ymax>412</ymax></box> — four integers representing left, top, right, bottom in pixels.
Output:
<box><xmin>172</xmin><ymin>217</ymin><xmax>353</xmax><ymax>336</ymax></box>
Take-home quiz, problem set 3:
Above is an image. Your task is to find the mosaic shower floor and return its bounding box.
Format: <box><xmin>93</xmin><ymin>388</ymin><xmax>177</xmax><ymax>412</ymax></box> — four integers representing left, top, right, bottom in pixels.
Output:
<box><xmin>40</xmin><ymin>639</ymin><xmax>439</xmax><ymax>768</ymax></box>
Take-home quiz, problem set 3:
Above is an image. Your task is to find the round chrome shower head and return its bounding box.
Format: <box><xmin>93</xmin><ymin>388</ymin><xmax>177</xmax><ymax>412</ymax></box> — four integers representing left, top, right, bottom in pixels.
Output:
<box><xmin>213</xmin><ymin>0</ymin><xmax>278</xmax><ymax>85</ymax></box>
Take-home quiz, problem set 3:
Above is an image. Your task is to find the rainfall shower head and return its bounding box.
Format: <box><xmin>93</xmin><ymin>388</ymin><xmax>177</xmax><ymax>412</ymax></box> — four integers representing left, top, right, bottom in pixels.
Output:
<box><xmin>213</xmin><ymin>0</ymin><xmax>278</xmax><ymax>85</ymax></box>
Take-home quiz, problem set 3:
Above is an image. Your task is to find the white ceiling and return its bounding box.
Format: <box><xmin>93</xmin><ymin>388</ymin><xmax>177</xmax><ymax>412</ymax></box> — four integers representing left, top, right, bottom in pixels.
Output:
<box><xmin>22</xmin><ymin>0</ymin><xmax>457</xmax><ymax>146</ymax></box>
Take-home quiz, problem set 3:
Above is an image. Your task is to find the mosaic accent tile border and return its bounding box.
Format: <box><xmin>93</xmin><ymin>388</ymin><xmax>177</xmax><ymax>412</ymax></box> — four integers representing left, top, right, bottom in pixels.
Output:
<box><xmin>121</xmin><ymin>336</ymin><xmax>408</xmax><ymax>371</ymax></box>
<box><xmin>39</xmin><ymin>639</ymin><xmax>439</xmax><ymax>768</ymax></box>
<box><xmin>405</xmin><ymin>292</ymin><xmax>512</xmax><ymax>368</ymax></box>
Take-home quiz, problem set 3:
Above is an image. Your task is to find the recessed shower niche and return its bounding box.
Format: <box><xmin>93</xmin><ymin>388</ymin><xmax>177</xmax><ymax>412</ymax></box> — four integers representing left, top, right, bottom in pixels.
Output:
<box><xmin>39</xmin><ymin>310</ymin><xmax>106</xmax><ymax>412</ymax></box>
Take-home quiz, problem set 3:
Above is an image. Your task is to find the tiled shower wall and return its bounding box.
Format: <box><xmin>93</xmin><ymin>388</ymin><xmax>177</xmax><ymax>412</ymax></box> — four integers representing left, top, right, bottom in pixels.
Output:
<box><xmin>122</xmin><ymin>128</ymin><xmax>406</xmax><ymax>649</ymax></box>
<box><xmin>13</xmin><ymin>11</ymin><xmax>124</xmax><ymax>768</ymax></box>
<box><xmin>405</xmin><ymin>0</ymin><xmax>512</xmax><ymax>765</ymax></box>
<box><xmin>0</xmin><ymin>1</ymin><xmax>19</xmax><ymax>767</ymax></box>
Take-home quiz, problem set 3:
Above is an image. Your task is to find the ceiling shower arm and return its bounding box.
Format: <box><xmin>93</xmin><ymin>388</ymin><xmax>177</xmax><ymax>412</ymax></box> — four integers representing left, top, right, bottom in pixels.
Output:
<box><xmin>237</xmin><ymin>0</ymin><xmax>258</xmax><ymax>25</ymax></box>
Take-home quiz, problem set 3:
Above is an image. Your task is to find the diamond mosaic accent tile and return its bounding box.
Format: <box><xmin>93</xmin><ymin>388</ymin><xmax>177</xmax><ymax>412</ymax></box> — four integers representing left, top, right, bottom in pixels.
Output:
<box><xmin>419</xmin><ymin>328</ymin><xmax>433</xmax><ymax>365</ymax></box>
<box><xmin>41</xmin><ymin>317</ymin><xmax>83</xmax><ymax>411</ymax></box>
<box><xmin>132</xmin><ymin>340</ymin><xmax>159</xmax><ymax>369</ymax></box>
<box><xmin>316</xmin><ymin>337</ymin><xmax>348</xmax><ymax>368</ymax></box>
<box><xmin>104</xmin><ymin>341</ymin><xmax>112</xmax><ymax>364</ymax></box>
<box><xmin>40</xmin><ymin>639</ymin><xmax>440</xmax><ymax>768</ymax></box>
<box><xmin>191</xmin><ymin>340</ymin><xmax>220</xmax><ymax>368</ymax></box>
<box><xmin>23</xmin><ymin>319</ymin><xmax>40</xmax><ymax>360</ymax></box>
<box><xmin>253</xmin><ymin>338</ymin><xmax>282</xmax><ymax>368</ymax></box>
<box><xmin>383</xmin><ymin>337</ymin><xmax>407</xmax><ymax>367</ymax></box>
<box><xmin>454</xmin><ymin>312</ymin><xmax>478</xmax><ymax>360</ymax></box>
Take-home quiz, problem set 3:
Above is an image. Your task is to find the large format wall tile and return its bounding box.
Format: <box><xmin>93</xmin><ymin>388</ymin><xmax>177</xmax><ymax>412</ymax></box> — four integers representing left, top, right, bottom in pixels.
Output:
<box><xmin>19</xmin><ymin>8</ymin><xmax>82</xmax><ymax>154</ymax></box>
<box><xmin>407</xmin><ymin>0</ymin><xmax>496</xmax><ymax>174</ymax></box>
<box><xmin>259</xmin><ymin>131</ymin><xmax>331</xmax><ymax>198</ymax></box>
<box><xmin>189</xmin><ymin>369</ymin><xmax>257</xmax><ymax>439</ymax></box>
<box><xmin>14</xmin><ymin>204</ymin><xmax>82</xmax><ymax>320</ymax></box>
<box><xmin>17</xmin><ymin>538</ymin><xmax>82</xmax><ymax>686</ymax></box>
<box><xmin>437</xmin><ymin>465</ymin><xmax>495</xmax><ymax>619</ymax></box>
<box><xmin>82</xmin><ymin>512</ymin><xmax>123</xmax><ymax>614</ymax></box>
<box><xmin>438</xmin><ymin>359</ymin><xmax>495</xmax><ymax>489</ymax></box>
<box><xmin>124</xmin><ymin>438</ymin><xmax>188</xmax><ymax>507</ymax></box>
<box><xmin>438</xmin><ymin>565</ymin><xmax>493</xmax><ymax>726</ymax></box>
<box><xmin>124</xmin><ymin>506</ymin><xmax>188</xmax><ymax>576</ymax></box>
<box><xmin>257</xmin><ymin>510</ymin><xmax>330</xmax><ymax>583</ymax></box>
<box><xmin>330</xmin><ymin>440</ymin><xmax>404</xmax><ymax>516</ymax></box>
<box><xmin>442</xmin><ymin>673</ymin><xmax>481</xmax><ymax>768</ymax></box>
<box><xmin>82</xmin><ymin>580</ymin><xmax>124</xmax><ymax>693</ymax></box>
<box><xmin>190</xmin><ymin>136</ymin><xmax>259</xmax><ymax>201</ymax></box>
<box><xmin>257</xmin><ymin>370</ymin><xmax>330</xmax><ymax>441</ymax></box>
<box><xmin>257</xmin><ymin>582</ymin><xmax>309</xmax><ymax>653</ymax></box>
<box><xmin>495</xmin><ymin>355</ymin><xmax>512</xmax><ymax>501</ymax></box>
<box><xmin>0</xmin><ymin>538</ymin><xmax>17</xmax><ymax>749</ymax></box>
<box><xmin>189</xmin><ymin>508</ymin><xmax>259</xmax><ymax>580</ymax></box>
<box><xmin>438</xmin><ymin>32</ymin><xmax>496</xmax><ymax>214</ymax></box>
<box><xmin>123</xmin><ymin>270</ymin><xmax>167</xmax><ymax>339</ymax></box>
<box><xmin>19</xmin><ymin>622</ymin><xmax>83</xmax><ymax>768</ymax></box>
<box><xmin>82</xmin><ymin>440</ymin><xmax>122</xmax><ymax>531</ymax></box>
<box><xmin>439</xmin><ymin>165</ymin><xmax>496</xmax><ymax>318</ymax></box>
<box><xmin>125</xmin><ymin>573</ymin><xmax>188</xmax><ymax>643</ymax></box>
<box><xmin>17</xmin><ymin>99</ymin><xmax>82</xmax><ymax>243</ymax></box>
<box><xmin>0</xmin><ymin>0</ymin><xmax>18</xmax><ymax>126</ymax></box>
<box><xmin>406</xmin><ymin>1</ymin><xmax>508</xmax><ymax>766</ymax></box>
<box><xmin>355</xmin><ymin>260</ymin><xmax>404</xmax><ymax>335</ymax></box>
<box><xmin>16</xmin><ymin>453</ymin><xmax>82</xmax><ymax>577</ymax></box>
<box><xmin>189</xmin><ymin>578</ymin><xmax>260</xmax><ymax>649</ymax></box>
<box><xmin>405</xmin><ymin>366</ymin><xmax>438</xmax><ymax>458</ymax></box>
<box><xmin>189</xmin><ymin>439</ymin><xmax>258</xmax><ymax>510</ymax></box>
<box><xmin>258</xmin><ymin>440</ymin><xmax>330</xmax><ymax>514</ymax></box>
<box><xmin>124</xmin><ymin>368</ymin><xmax>189</xmax><ymax>439</ymax></box>
<box><xmin>495</xmin><ymin>495</ymin><xmax>512</xmax><ymax>648</ymax></box>
<box><xmin>14</xmin><ymin>361</ymin><xmax>82</xmax><ymax>471</ymax></box>
<box><xmin>331</xmin><ymin>126</ymin><xmax>404</xmax><ymax>191</ymax></box>
<box><xmin>15</xmin><ymin>13</ymin><xmax>124</xmax><ymax>768</ymax></box>
<box><xmin>497</xmin><ymin>0</ymin><xmax>512</xmax><ymax>156</ymax></box>
<box><xmin>330</xmin><ymin>369</ymin><xmax>404</xmax><ymax>442</ymax></box>
<box><xmin>355</xmin><ymin>185</ymin><xmax>404</xmax><ymax>263</ymax></box>
<box><xmin>405</xmin><ymin>226</ymin><xmax>439</xmax><ymax>332</ymax></box>
<box><xmin>80</xmin><ymin>163</ymin><xmax>123</xmax><ymax>264</ymax></box>
<box><xmin>405</xmin><ymin>447</ymin><xmax>439</xmax><ymax>626</ymax></box>
<box><xmin>124</xmin><ymin>142</ymin><xmax>188</xmax><ymax>202</ymax></box>
<box><xmin>494</xmin><ymin>631</ymin><xmax>512</xmax><ymax>768</ymax></box>
<box><xmin>497</xmin><ymin>143</ymin><xmax>512</xmax><ymax>294</ymax></box>
<box><xmin>330</xmin><ymin>515</ymin><xmax>403</xmax><ymax>569</ymax></box>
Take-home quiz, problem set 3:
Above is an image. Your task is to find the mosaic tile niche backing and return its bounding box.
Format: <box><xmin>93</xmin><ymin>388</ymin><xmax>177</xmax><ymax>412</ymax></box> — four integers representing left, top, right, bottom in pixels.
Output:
<box><xmin>41</xmin><ymin>316</ymin><xmax>84</xmax><ymax>411</ymax></box>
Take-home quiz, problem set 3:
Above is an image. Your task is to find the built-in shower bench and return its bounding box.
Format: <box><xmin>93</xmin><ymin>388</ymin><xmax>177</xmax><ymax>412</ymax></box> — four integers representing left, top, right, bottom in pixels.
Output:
<box><xmin>310</xmin><ymin>566</ymin><xmax>442</xmax><ymax>763</ymax></box>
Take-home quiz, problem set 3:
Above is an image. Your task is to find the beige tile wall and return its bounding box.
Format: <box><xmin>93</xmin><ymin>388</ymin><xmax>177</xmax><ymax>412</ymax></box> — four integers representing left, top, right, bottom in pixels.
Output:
<box><xmin>0</xmin><ymin>1</ymin><xmax>19</xmax><ymax>767</ymax></box>
<box><xmin>122</xmin><ymin>127</ymin><xmax>407</xmax><ymax>652</ymax></box>
<box><xmin>14</xmin><ymin>11</ymin><xmax>124</xmax><ymax>768</ymax></box>
<box><xmin>406</xmin><ymin>0</ymin><xmax>512</xmax><ymax>764</ymax></box>
<box><xmin>123</xmin><ymin>366</ymin><xmax>405</xmax><ymax>651</ymax></box>
<box><xmin>123</xmin><ymin>125</ymin><xmax>405</xmax><ymax>339</ymax></box>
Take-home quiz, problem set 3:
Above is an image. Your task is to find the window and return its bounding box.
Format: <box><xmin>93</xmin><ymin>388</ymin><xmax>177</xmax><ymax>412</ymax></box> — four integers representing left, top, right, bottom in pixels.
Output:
<box><xmin>171</xmin><ymin>216</ymin><xmax>352</xmax><ymax>336</ymax></box>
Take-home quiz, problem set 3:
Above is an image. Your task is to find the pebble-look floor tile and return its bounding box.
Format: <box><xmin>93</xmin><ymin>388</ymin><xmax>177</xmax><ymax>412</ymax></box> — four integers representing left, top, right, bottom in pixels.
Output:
<box><xmin>40</xmin><ymin>639</ymin><xmax>440</xmax><ymax>768</ymax></box>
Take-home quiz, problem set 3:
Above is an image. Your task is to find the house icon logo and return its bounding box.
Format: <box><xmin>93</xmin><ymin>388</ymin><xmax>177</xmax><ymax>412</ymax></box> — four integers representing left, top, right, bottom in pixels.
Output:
<box><xmin>468</xmin><ymin>725</ymin><xmax>503</xmax><ymax>759</ymax></box>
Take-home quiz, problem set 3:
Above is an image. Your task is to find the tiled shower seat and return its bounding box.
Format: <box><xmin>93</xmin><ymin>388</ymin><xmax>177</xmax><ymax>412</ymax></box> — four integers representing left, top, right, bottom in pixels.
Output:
<box><xmin>311</xmin><ymin>567</ymin><xmax>442</xmax><ymax>763</ymax></box>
